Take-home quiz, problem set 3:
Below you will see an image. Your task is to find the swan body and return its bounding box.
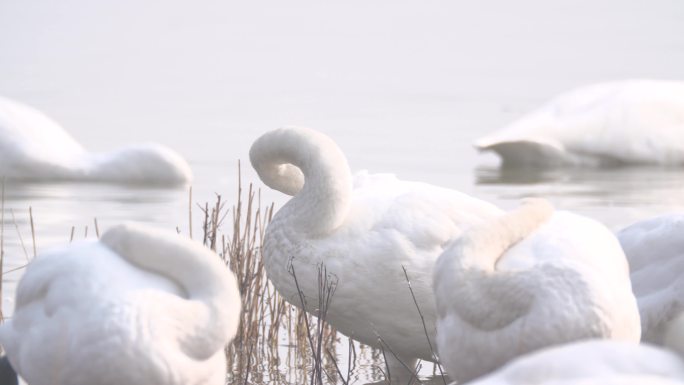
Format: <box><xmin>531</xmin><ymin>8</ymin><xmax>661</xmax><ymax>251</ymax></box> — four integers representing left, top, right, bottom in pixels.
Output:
<box><xmin>434</xmin><ymin>199</ymin><xmax>641</xmax><ymax>383</ymax></box>
<box><xmin>618</xmin><ymin>213</ymin><xmax>684</xmax><ymax>345</ymax></box>
<box><xmin>0</xmin><ymin>222</ymin><xmax>240</xmax><ymax>385</ymax></box>
<box><xmin>464</xmin><ymin>340</ymin><xmax>684</xmax><ymax>385</ymax></box>
<box><xmin>0</xmin><ymin>96</ymin><xmax>192</xmax><ymax>185</ymax></box>
<box><xmin>250</xmin><ymin>127</ymin><xmax>503</xmax><ymax>376</ymax></box>
<box><xmin>475</xmin><ymin>80</ymin><xmax>684</xmax><ymax>167</ymax></box>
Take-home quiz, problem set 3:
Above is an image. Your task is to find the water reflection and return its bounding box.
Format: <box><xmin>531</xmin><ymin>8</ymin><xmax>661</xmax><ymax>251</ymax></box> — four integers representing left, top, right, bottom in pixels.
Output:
<box><xmin>1</xmin><ymin>181</ymin><xmax>188</xmax><ymax>317</ymax></box>
<box><xmin>474</xmin><ymin>166</ymin><xmax>684</xmax><ymax>229</ymax></box>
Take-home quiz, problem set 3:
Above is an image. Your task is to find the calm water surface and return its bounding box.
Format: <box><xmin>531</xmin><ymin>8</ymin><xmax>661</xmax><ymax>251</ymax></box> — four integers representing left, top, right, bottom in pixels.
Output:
<box><xmin>1</xmin><ymin>0</ymin><xmax>683</xmax><ymax>383</ymax></box>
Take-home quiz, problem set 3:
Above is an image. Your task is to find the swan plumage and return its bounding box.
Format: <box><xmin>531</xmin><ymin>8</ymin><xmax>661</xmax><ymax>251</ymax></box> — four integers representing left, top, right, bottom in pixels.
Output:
<box><xmin>434</xmin><ymin>199</ymin><xmax>641</xmax><ymax>383</ymax></box>
<box><xmin>475</xmin><ymin>80</ymin><xmax>684</xmax><ymax>167</ymax></box>
<box><xmin>249</xmin><ymin>126</ymin><xmax>502</xmax><ymax>377</ymax></box>
<box><xmin>464</xmin><ymin>340</ymin><xmax>684</xmax><ymax>385</ymax></box>
<box><xmin>0</xmin><ymin>96</ymin><xmax>192</xmax><ymax>185</ymax></box>
<box><xmin>618</xmin><ymin>213</ymin><xmax>684</xmax><ymax>345</ymax></box>
<box><xmin>0</xmin><ymin>222</ymin><xmax>240</xmax><ymax>385</ymax></box>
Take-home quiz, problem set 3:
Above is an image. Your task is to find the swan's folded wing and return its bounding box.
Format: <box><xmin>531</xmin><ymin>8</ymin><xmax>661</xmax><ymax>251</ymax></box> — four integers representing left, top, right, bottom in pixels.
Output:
<box><xmin>619</xmin><ymin>214</ymin><xmax>684</xmax><ymax>342</ymax></box>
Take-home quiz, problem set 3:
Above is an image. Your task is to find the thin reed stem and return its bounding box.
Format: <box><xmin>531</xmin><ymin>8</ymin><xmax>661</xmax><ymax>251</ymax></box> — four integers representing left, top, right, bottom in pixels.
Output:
<box><xmin>10</xmin><ymin>209</ymin><xmax>28</xmax><ymax>261</ymax></box>
<box><xmin>29</xmin><ymin>206</ymin><xmax>36</xmax><ymax>257</ymax></box>
<box><xmin>94</xmin><ymin>218</ymin><xmax>100</xmax><ymax>238</ymax></box>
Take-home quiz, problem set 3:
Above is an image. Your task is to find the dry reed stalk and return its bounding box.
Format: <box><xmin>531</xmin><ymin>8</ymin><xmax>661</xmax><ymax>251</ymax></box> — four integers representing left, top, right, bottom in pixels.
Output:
<box><xmin>196</xmin><ymin>163</ymin><xmax>347</xmax><ymax>385</ymax></box>
<box><xmin>94</xmin><ymin>218</ymin><xmax>100</xmax><ymax>238</ymax></box>
<box><xmin>194</xmin><ymin>163</ymin><xmax>286</xmax><ymax>383</ymax></box>
<box><xmin>9</xmin><ymin>209</ymin><xmax>28</xmax><ymax>262</ymax></box>
<box><xmin>29</xmin><ymin>206</ymin><xmax>36</xmax><ymax>257</ymax></box>
<box><xmin>402</xmin><ymin>266</ymin><xmax>447</xmax><ymax>385</ymax></box>
<box><xmin>288</xmin><ymin>260</ymin><xmax>352</xmax><ymax>385</ymax></box>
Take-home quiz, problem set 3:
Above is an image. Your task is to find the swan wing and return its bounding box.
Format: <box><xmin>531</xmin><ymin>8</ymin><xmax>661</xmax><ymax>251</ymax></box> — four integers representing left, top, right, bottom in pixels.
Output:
<box><xmin>618</xmin><ymin>214</ymin><xmax>684</xmax><ymax>343</ymax></box>
<box><xmin>286</xmin><ymin>175</ymin><xmax>503</xmax><ymax>360</ymax></box>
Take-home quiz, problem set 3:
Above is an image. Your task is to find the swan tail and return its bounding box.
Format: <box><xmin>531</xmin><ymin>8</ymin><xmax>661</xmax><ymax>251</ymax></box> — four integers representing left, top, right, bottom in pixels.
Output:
<box><xmin>100</xmin><ymin>223</ymin><xmax>241</xmax><ymax>357</ymax></box>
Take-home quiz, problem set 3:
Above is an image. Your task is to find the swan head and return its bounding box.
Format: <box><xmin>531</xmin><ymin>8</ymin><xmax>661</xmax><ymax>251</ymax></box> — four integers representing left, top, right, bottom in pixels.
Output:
<box><xmin>249</xmin><ymin>126</ymin><xmax>353</xmax><ymax>234</ymax></box>
<box><xmin>254</xmin><ymin>163</ymin><xmax>304</xmax><ymax>196</ymax></box>
<box><xmin>93</xmin><ymin>144</ymin><xmax>193</xmax><ymax>186</ymax></box>
<box><xmin>249</xmin><ymin>127</ymin><xmax>333</xmax><ymax>196</ymax></box>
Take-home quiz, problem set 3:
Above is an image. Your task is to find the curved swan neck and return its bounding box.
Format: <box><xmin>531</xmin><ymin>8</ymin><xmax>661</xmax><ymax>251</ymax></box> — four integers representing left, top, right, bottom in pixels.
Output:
<box><xmin>433</xmin><ymin>199</ymin><xmax>554</xmax><ymax>330</ymax></box>
<box><xmin>451</xmin><ymin>198</ymin><xmax>554</xmax><ymax>271</ymax></box>
<box><xmin>101</xmin><ymin>223</ymin><xmax>240</xmax><ymax>357</ymax></box>
<box><xmin>250</xmin><ymin>127</ymin><xmax>353</xmax><ymax>235</ymax></box>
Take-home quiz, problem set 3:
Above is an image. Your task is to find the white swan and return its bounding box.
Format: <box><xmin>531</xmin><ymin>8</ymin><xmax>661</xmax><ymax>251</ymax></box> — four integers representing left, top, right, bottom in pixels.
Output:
<box><xmin>0</xmin><ymin>96</ymin><xmax>192</xmax><ymax>185</ymax></box>
<box><xmin>249</xmin><ymin>126</ymin><xmax>503</xmax><ymax>380</ymax></box>
<box><xmin>618</xmin><ymin>213</ymin><xmax>684</xmax><ymax>345</ymax></box>
<box><xmin>463</xmin><ymin>340</ymin><xmax>684</xmax><ymax>385</ymax></box>
<box><xmin>475</xmin><ymin>80</ymin><xmax>684</xmax><ymax>167</ymax></box>
<box><xmin>0</xmin><ymin>222</ymin><xmax>240</xmax><ymax>385</ymax></box>
<box><xmin>433</xmin><ymin>199</ymin><xmax>641</xmax><ymax>383</ymax></box>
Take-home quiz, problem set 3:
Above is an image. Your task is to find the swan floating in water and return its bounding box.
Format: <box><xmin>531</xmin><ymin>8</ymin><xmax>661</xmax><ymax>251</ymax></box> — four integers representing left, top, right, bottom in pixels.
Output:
<box><xmin>0</xmin><ymin>222</ymin><xmax>240</xmax><ymax>385</ymax></box>
<box><xmin>250</xmin><ymin>126</ymin><xmax>502</xmax><ymax>381</ymax></box>
<box><xmin>463</xmin><ymin>340</ymin><xmax>684</xmax><ymax>385</ymax></box>
<box><xmin>434</xmin><ymin>199</ymin><xmax>641</xmax><ymax>383</ymax></box>
<box><xmin>618</xmin><ymin>213</ymin><xmax>684</xmax><ymax>346</ymax></box>
<box><xmin>0</xmin><ymin>96</ymin><xmax>192</xmax><ymax>185</ymax></box>
<box><xmin>475</xmin><ymin>80</ymin><xmax>684</xmax><ymax>168</ymax></box>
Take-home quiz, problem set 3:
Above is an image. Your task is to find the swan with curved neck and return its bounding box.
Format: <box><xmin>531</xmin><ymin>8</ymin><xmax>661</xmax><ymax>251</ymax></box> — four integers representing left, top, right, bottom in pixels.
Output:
<box><xmin>0</xmin><ymin>222</ymin><xmax>240</xmax><ymax>385</ymax></box>
<box><xmin>250</xmin><ymin>126</ymin><xmax>502</xmax><ymax>381</ymax></box>
<box><xmin>433</xmin><ymin>199</ymin><xmax>641</xmax><ymax>383</ymax></box>
<box><xmin>0</xmin><ymin>96</ymin><xmax>192</xmax><ymax>185</ymax></box>
<box><xmin>475</xmin><ymin>80</ymin><xmax>684</xmax><ymax>168</ymax></box>
<box><xmin>618</xmin><ymin>213</ymin><xmax>684</xmax><ymax>346</ymax></box>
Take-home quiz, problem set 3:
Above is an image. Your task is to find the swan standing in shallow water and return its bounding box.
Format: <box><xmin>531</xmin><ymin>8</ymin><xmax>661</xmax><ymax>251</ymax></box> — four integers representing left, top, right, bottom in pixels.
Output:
<box><xmin>0</xmin><ymin>222</ymin><xmax>240</xmax><ymax>385</ymax></box>
<box><xmin>463</xmin><ymin>340</ymin><xmax>684</xmax><ymax>385</ymax></box>
<box><xmin>475</xmin><ymin>80</ymin><xmax>684</xmax><ymax>167</ymax></box>
<box><xmin>618</xmin><ymin>213</ymin><xmax>684</xmax><ymax>345</ymax></box>
<box><xmin>250</xmin><ymin>126</ymin><xmax>502</xmax><ymax>381</ymax></box>
<box><xmin>433</xmin><ymin>199</ymin><xmax>641</xmax><ymax>383</ymax></box>
<box><xmin>0</xmin><ymin>96</ymin><xmax>192</xmax><ymax>185</ymax></box>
